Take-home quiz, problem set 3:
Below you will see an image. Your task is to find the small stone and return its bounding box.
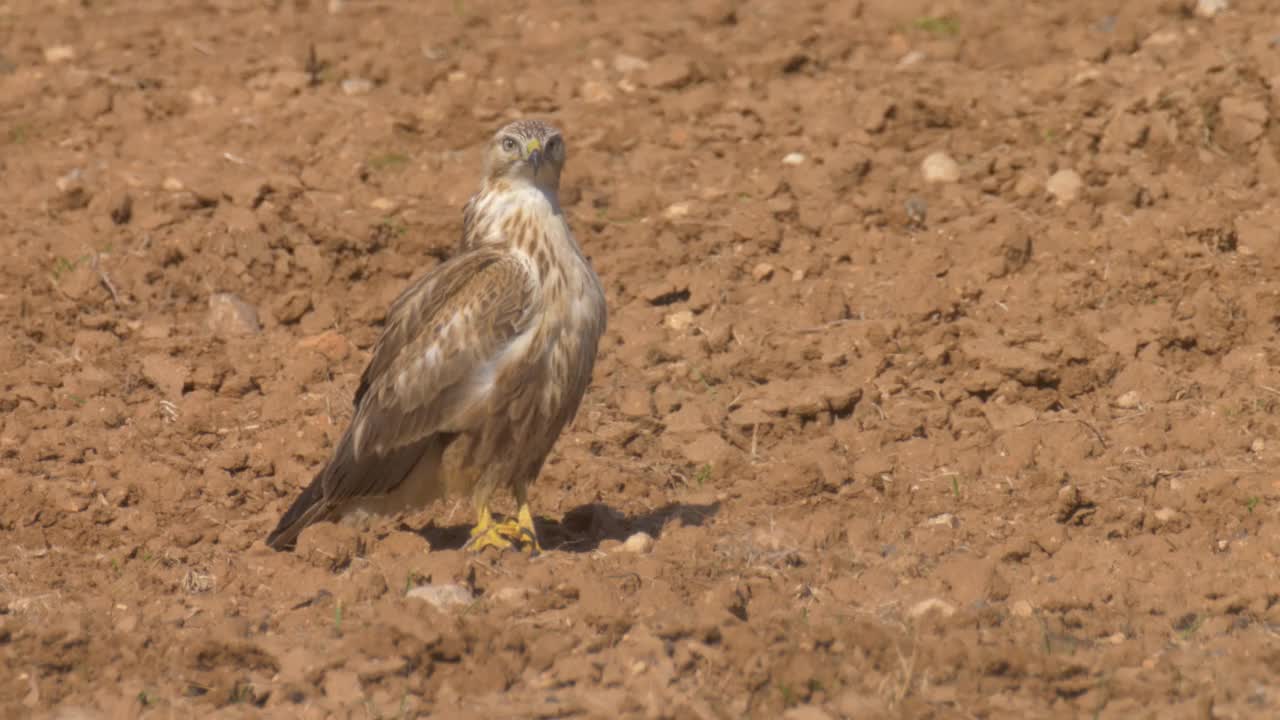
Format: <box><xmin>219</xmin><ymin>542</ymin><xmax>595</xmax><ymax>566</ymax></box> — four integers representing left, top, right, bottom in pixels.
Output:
<box><xmin>925</xmin><ymin>513</ymin><xmax>957</xmax><ymax>528</ymax></box>
<box><xmin>640</xmin><ymin>55</ymin><xmax>694</xmax><ymax>89</ymax></box>
<box><xmin>751</xmin><ymin>263</ymin><xmax>774</xmax><ymax>282</ymax></box>
<box><xmin>1195</xmin><ymin>0</ymin><xmax>1228</xmax><ymax>18</ymax></box>
<box><xmin>44</xmin><ymin>45</ymin><xmax>76</xmax><ymax>63</ymax></box>
<box><xmin>662</xmin><ymin>202</ymin><xmax>691</xmax><ymax>220</ymax></box>
<box><xmin>619</xmin><ymin>532</ymin><xmax>655</xmax><ymax>554</ymax></box>
<box><xmin>1250</xmin><ymin>438</ymin><xmax>1265</xmax><ymax>454</ymax></box>
<box><xmin>921</xmin><ymin>152</ymin><xmax>960</xmax><ymax>184</ymax></box>
<box><xmin>665</xmin><ymin>310</ymin><xmax>694</xmax><ymax>331</ymax></box>
<box><xmin>297</xmin><ymin>330</ymin><xmax>350</xmax><ymax>362</ymax></box>
<box><xmin>140</xmin><ymin>354</ymin><xmax>188</xmax><ymax>398</ymax></box>
<box><xmin>162</xmin><ymin>177</ymin><xmax>184</xmax><ymax>192</ymax></box>
<box><xmin>492</xmin><ymin>586</ymin><xmax>530</xmax><ymax>604</ymax></box>
<box><xmin>1011</xmin><ymin>600</ymin><xmax>1034</xmax><ymax>618</ymax></box>
<box><xmin>907</xmin><ymin>598</ymin><xmax>956</xmax><ymax>619</ymax></box>
<box><xmin>207</xmin><ymin>293</ymin><xmax>261</xmax><ymax>337</ymax></box>
<box><xmin>406</xmin><ymin>583</ymin><xmax>473</xmax><ymax>610</ymax></box>
<box><xmin>272</xmin><ymin>290</ymin><xmax>313</xmax><ymax>325</ymax></box>
<box><xmin>370</xmin><ymin>197</ymin><xmax>397</xmax><ymax>211</ymax></box>
<box><xmin>781</xmin><ymin>152</ymin><xmax>806</xmax><ymax>166</ymax></box>
<box><xmin>1046</xmin><ymin>169</ymin><xmax>1084</xmax><ymax>205</ymax></box>
<box><xmin>1152</xmin><ymin>507</ymin><xmax>1180</xmax><ymax>525</ymax></box>
<box><xmin>1114</xmin><ymin>390</ymin><xmax>1141</xmax><ymax>409</ymax></box>
<box><xmin>613</xmin><ymin>54</ymin><xmax>650</xmax><ymax>74</ymax></box>
<box><xmin>341</xmin><ymin>77</ymin><xmax>374</xmax><ymax>95</ymax></box>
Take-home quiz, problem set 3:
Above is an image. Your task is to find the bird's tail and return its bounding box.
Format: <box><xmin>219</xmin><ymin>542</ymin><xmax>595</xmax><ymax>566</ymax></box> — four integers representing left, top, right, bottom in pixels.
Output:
<box><xmin>265</xmin><ymin>468</ymin><xmax>336</xmax><ymax>551</ymax></box>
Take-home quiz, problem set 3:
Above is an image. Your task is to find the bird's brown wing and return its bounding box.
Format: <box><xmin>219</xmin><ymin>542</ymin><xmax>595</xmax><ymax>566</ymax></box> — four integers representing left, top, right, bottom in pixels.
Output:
<box><xmin>266</xmin><ymin>249</ymin><xmax>539</xmax><ymax>549</ymax></box>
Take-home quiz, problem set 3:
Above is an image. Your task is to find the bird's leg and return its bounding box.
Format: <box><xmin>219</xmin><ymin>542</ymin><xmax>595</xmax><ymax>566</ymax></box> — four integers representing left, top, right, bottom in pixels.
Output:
<box><xmin>465</xmin><ymin>484</ymin><xmax>541</xmax><ymax>555</ymax></box>
<box><xmin>465</xmin><ymin>503</ymin><xmax>517</xmax><ymax>552</ymax></box>
<box><xmin>511</xmin><ymin>482</ymin><xmax>542</xmax><ymax>555</ymax></box>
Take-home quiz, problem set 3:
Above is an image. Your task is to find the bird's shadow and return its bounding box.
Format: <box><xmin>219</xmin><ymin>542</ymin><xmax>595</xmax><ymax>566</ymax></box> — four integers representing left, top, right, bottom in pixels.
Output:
<box><xmin>416</xmin><ymin>501</ymin><xmax>720</xmax><ymax>553</ymax></box>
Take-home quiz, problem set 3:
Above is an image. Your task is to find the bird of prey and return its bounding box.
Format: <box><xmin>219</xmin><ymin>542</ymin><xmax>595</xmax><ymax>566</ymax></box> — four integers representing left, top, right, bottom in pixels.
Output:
<box><xmin>266</xmin><ymin>119</ymin><xmax>607</xmax><ymax>554</ymax></box>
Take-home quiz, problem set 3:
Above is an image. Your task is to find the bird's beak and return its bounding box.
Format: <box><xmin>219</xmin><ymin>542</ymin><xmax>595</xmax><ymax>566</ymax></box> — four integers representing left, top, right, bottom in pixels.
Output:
<box><xmin>525</xmin><ymin>138</ymin><xmax>543</xmax><ymax>174</ymax></box>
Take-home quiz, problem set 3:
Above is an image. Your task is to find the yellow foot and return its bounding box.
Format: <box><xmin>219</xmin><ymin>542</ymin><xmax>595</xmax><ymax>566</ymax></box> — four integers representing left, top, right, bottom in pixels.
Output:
<box><xmin>464</xmin><ymin>504</ymin><xmax>541</xmax><ymax>555</ymax></box>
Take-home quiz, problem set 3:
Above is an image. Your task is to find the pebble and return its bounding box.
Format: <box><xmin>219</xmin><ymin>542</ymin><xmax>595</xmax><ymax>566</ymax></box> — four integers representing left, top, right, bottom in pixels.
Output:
<box><xmin>1011</xmin><ymin>600</ymin><xmax>1034</xmax><ymax>618</ymax></box>
<box><xmin>613</xmin><ymin>54</ymin><xmax>650</xmax><ymax>74</ymax></box>
<box><xmin>207</xmin><ymin>293</ymin><xmax>262</xmax><ymax>337</ymax></box>
<box><xmin>1250</xmin><ymin>438</ymin><xmax>1265</xmax><ymax>454</ymax></box>
<box><xmin>406</xmin><ymin>583</ymin><xmax>473</xmax><ymax>610</ymax></box>
<box><xmin>491</xmin><ymin>586</ymin><xmax>530</xmax><ymax>604</ymax></box>
<box><xmin>370</xmin><ymin>197</ymin><xmax>397</xmax><ymax>212</ymax></box>
<box><xmin>44</xmin><ymin>45</ymin><xmax>76</xmax><ymax>64</ymax></box>
<box><xmin>921</xmin><ymin>152</ymin><xmax>960</xmax><ymax>184</ymax></box>
<box><xmin>162</xmin><ymin>177</ymin><xmax>185</xmax><ymax>192</ymax></box>
<box><xmin>1195</xmin><ymin>0</ymin><xmax>1228</xmax><ymax>18</ymax></box>
<box><xmin>1114</xmin><ymin>390</ymin><xmax>1141</xmax><ymax>409</ymax></box>
<box><xmin>664</xmin><ymin>310</ymin><xmax>694</xmax><ymax>331</ymax></box>
<box><xmin>1046</xmin><ymin>169</ymin><xmax>1084</xmax><ymax>205</ymax></box>
<box><xmin>751</xmin><ymin>263</ymin><xmax>774</xmax><ymax>282</ymax></box>
<box><xmin>662</xmin><ymin>201</ymin><xmax>691</xmax><ymax>220</ymax></box>
<box><xmin>907</xmin><ymin>597</ymin><xmax>956</xmax><ymax>619</ymax></box>
<box><xmin>340</xmin><ymin>77</ymin><xmax>374</xmax><ymax>95</ymax></box>
<box><xmin>618</xmin><ymin>532</ymin><xmax>655</xmax><ymax>554</ymax></box>
<box><xmin>781</xmin><ymin>152</ymin><xmax>806</xmax><ymax>166</ymax></box>
<box><xmin>297</xmin><ymin>330</ymin><xmax>350</xmax><ymax>362</ymax></box>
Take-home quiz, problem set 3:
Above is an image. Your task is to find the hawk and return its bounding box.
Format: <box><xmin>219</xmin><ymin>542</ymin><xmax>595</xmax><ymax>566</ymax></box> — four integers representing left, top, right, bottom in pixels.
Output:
<box><xmin>266</xmin><ymin>119</ymin><xmax>607</xmax><ymax>554</ymax></box>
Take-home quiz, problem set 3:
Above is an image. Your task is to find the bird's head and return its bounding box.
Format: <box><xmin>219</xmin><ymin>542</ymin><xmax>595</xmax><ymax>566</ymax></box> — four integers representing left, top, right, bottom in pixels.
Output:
<box><xmin>482</xmin><ymin>119</ymin><xmax>566</xmax><ymax>192</ymax></box>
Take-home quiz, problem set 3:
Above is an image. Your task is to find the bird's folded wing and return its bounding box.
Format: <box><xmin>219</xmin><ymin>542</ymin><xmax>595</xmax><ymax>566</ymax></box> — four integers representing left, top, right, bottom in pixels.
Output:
<box><xmin>324</xmin><ymin>249</ymin><xmax>539</xmax><ymax>502</ymax></box>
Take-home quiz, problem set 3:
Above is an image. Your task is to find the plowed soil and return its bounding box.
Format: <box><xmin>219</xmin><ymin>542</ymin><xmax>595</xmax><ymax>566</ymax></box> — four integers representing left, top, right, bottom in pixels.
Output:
<box><xmin>4</xmin><ymin>0</ymin><xmax>1280</xmax><ymax>718</ymax></box>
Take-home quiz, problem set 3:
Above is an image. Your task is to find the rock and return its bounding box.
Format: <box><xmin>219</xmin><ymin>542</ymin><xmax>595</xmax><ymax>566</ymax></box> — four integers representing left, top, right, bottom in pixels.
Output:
<box><xmin>907</xmin><ymin>598</ymin><xmax>956</xmax><ymax>620</ymax></box>
<box><xmin>613</xmin><ymin>54</ymin><xmax>650</xmax><ymax>74</ymax></box>
<box><xmin>341</xmin><ymin>77</ymin><xmax>374</xmax><ymax>95</ymax></box>
<box><xmin>665</xmin><ymin>310</ymin><xmax>694</xmax><ymax>331</ymax></box>
<box><xmin>1046</xmin><ymin>169</ymin><xmax>1084</xmax><ymax>205</ymax></box>
<box><xmin>140</xmin><ymin>354</ymin><xmax>188</xmax><ymax>398</ymax></box>
<box><xmin>921</xmin><ymin>152</ymin><xmax>960</xmax><ymax>183</ymax></box>
<box><xmin>161</xmin><ymin>177</ymin><xmax>184</xmax><ymax>192</ymax></box>
<box><xmin>640</xmin><ymin>55</ymin><xmax>694</xmax><ymax>89</ymax></box>
<box><xmin>1195</xmin><ymin>0</ymin><xmax>1228</xmax><ymax>17</ymax></box>
<box><xmin>272</xmin><ymin>291</ymin><xmax>312</xmax><ymax>325</ymax></box>
<box><xmin>1250</xmin><ymin>438</ymin><xmax>1265</xmax><ymax>454</ymax></box>
<box><xmin>491</xmin><ymin>586</ymin><xmax>530</xmax><ymax>604</ymax></box>
<box><xmin>751</xmin><ymin>263</ymin><xmax>775</xmax><ymax>282</ymax></box>
<box><xmin>1011</xmin><ymin>600</ymin><xmax>1034</xmax><ymax>618</ymax></box>
<box><xmin>406</xmin><ymin>583</ymin><xmax>473</xmax><ymax>610</ymax></box>
<box><xmin>1114</xmin><ymin>390</ymin><xmax>1141</xmax><ymax>409</ymax></box>
<box><xmin>662</xmin><ymin>202</ymin><xmax>691</xmax><ymax>220</ymax></box>
<box><xmin>297</xmin><ymin>330</ymin><xmax>350</xmax><ymax>362</ymax></box>
<box><xmin>781</xmin><ymin>152</ymin><xmax>806</xmax><ymax>166</ymax></box>
<box><xmin>44</xmin><ymin>46</ymin><xmax>76</xmax><ymax>63</ymax></box>
<box><xmin>370</xmin><ymin>197</ymin><xmax>397</xmax><ymax>212</ymax></box>
<box><xmin>618</xmin><ymin>532</ymin><xmax>655</xmax><ymax>554</ymax></box>
<box><xmin>207</xmin><ymin>293</ymin><xmax>261</xmax><ymax>337</ymax></box>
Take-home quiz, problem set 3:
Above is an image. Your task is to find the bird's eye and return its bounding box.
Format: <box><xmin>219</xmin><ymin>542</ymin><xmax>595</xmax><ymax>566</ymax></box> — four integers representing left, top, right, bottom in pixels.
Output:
<box><xmin>501</xmin><ymin>136</ymin><xmax>518</xmax><ymax>153</ymax></box>
<box><xmin>546</xmin><ymin>137</ymin><xmax>561</xmax><ymax>152</ymax></box>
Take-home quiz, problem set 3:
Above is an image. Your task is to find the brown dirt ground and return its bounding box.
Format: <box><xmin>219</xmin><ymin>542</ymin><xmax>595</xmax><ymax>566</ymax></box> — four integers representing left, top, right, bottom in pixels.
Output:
<box><xmin>3</xmin><ymin>0</ymin><xmax>1280</xmax><ymax>717</ymax></box>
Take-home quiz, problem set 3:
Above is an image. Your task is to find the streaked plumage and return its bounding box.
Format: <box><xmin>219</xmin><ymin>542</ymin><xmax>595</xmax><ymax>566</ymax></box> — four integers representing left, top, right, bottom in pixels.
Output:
<box><xmin>267</xmin><ymin>119</ymin><xmax>607</xmax><ymax>553</ymax></box>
